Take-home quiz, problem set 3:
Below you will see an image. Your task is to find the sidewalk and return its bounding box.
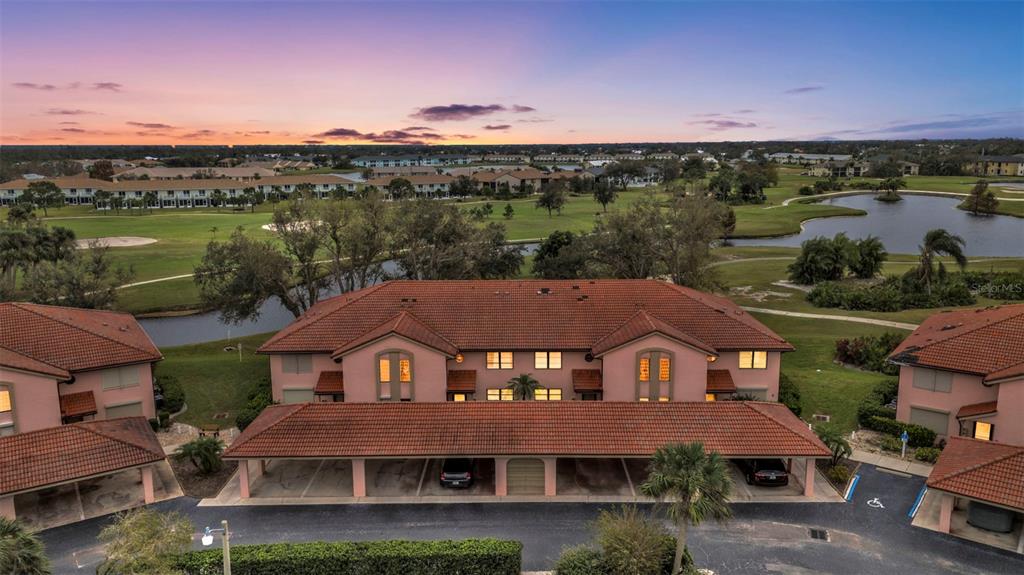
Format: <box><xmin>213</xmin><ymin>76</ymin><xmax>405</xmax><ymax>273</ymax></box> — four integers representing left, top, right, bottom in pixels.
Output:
<box><xmin>850</xmin><ymin>449</ymin><xmax>933</xmax><ymax>477</ymax></box>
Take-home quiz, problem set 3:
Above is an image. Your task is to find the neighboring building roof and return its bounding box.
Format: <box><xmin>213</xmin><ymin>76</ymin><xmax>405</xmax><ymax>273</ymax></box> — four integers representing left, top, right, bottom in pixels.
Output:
<box><xmin>572</xmin><ymin>369</ymin><xmax>603</xmax><ymax>391</ymax></box>
<box><xmin>926</xmin><ymin>437</ymin><xmax>1024</xmax><ymax>511</ymax></box>
<box><xmin>0</xmin><ymin>417</ymin><xmax>165</xmax><ymax>496</ymax></box>
<box><xmin>259</xmin><ymin>280</ymin><xmax>792</xmax><ymax>355</ymax></box>
<box><xmin>223</xmin><ymin>401</ymin><xmax>829</xmax><ymax>460</ymax></box>
<box><xmin>591</xmin><ymin>310</ymin><xmax>717</xmax><ymax>356</ymax></box>
<box><xmin>0</xmin><ymin>303</ymin><xmax>162</xmax><ymax>375</ymax></box>
<box><xmin>447</xmin><ymin>370</ymin><xmax>477</xmax><ymax>392</ymax></box>
<box><xmin>366</xmin><ymin>174</ymin><xmax>454</xmax><ymax>186</ymax></box>
<box><xmin>889</xmin><ymin>305</ymin><xmax>1024</xmax><ymax>382</ymax></box>
<box><xmin>314</xmin><ymin>371</ymin><xmax>344</xmax><ymax>395</ymax></box>
<box><xmin>257</xmin><ymin>174</ymin><xmax>357</xmax><ymax>187</ymax></box>
<box><xmin>115</xmin><ymin>167</ymin><xmax>276</xmax><ymax>179</ymax></box>
<box><xmin>59</xmin><ymin>391</ymin><xmax>98</xmax><ymax>418</ymax></box>
<box><xmin>330</xmin><ymin>311</ymin><xmax>459</xmax><ymax>358</ymax></box>
<box><xmin>0</xmin><ymin>345</ymin><xmax>70</xmax><ymax>379</ymax></box>
<box><xmin>706</xmin><ymin>369</ymin><xmax>737</xmax><ymax>394</ymax></box>
<box><xmin>956</xmin><ymin>400</ymin><xmax>998</xmax><ymax>419</ymax></box>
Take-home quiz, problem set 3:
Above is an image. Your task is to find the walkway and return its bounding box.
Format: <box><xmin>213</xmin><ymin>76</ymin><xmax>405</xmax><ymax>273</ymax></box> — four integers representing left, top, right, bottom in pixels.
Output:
<box><xmin>741</xmin><ymin>307</ymin><xmax>919</xmax><ymax>331</ymax></box>
<box><xmin>849</xmin><ymin>449</ymin><xmax>933</xmax><ymax>477</ymax></box>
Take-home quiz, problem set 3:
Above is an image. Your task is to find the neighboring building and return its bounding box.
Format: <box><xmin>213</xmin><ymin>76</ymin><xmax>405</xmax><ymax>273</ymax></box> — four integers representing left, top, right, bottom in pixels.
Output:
<box><xmin>114</xmin><ymin>166</ymin><xmax>276</xmax><ymax>180</ymax></box>
<box><xmin>239</xmin><ymin>159</ymin><xmax>318</xmax><ymax>171</ymax></box>
<box><xmin>964</xmin><ymin>155</ymin><xmax>1024</xmax><ymax>177</ymax></box>
<box><xmin>647</xmin><ymin>152</ymin><xmax>679</xmax><ymax>161</ymax></box>
<box><xmin>257</xmin><ymin>279</ymin><xmax>793</xmax><ymax>405</ymax></box>
<box><xmin>889</xmin><ymin>304</ymin><xmax>1024</xmax><ymax>445</ymax></box>
<box><xmin>366</xmin><ymin>174</ymin><xmax>454</xmax><ymax>197</ymax></box>
<box><xmin>921</xmin><ymin>437</ymin><xmax>1023</xmax><ymax>550</ymax></box>
<box><xmin>0</xmin><ymin>174</ymin><xmax>111</xmax><ymax>206</ymax></box>
<box><xmin>806</xmin><ymin>160</ymin><xmax>870</xmax><ymax>178</ymax></box>
<box><xmin>767</xmin><ymin>153</ymin><xmax>853</xmax><ymax>165</ymax></box>
<box><xmin>483</xmin><ymin>154</ymin><xmax>531</xmax><ymax>163</ymax></box>
<box><xmin>473</xmin><ymin>168</ymin><xmax>548</xmax><ymax>193</ymax></box>
<box><xmin>352</xmin><ymin>155</ymin><xmax>467</xmax><ymax>168</ymax></box>
<box><xmin>614</xmin><ymin>153</ymin><xmax>646</xmax><ymax>162</ymax></box>
<box><xmin>368</xmin><ymin>165</ymin><xmax>438</xmax><ymax>178</ymax></box>
<box><xmin>253</xmin><ymin>174</ymin><xmax>358</xmax><ymax>200</ymax></box>
<box><xmin>0</xmin><ymin>303</ymin><xmax>163</xmax><ymax>436</ymax></box>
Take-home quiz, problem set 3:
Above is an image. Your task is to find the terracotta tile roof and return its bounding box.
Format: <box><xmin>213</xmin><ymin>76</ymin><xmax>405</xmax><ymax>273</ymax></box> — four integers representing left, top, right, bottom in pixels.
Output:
<box><xmin>223</xmin><ymin>401</ymin><xmax>829</xmax><ymax>459</ymax></box>
<box><xmin>0</xmin><ymin>346</ymin><xmax>70</xmax><ymax>379</ymax></box>
<box><xmin>366</xmin><ymin>174</ymin><xmax>453</xmax><ymax>186</ymax></box>
<box><xmin>0</xmin><ymin>417</ymin><xmax>165</xmax><ymax>496</ymax></box>
<box><xmin>331</xmin><ymin>311</ymin><xmax>459</xmax><ymax>358</ymax></box>
<box><xmin>926</xmin><ymin>437</ymin><xmax>1024</xmax><ymax>511</ymax></box>
<box><xmin>313</xmin><ymin>371</ymin><xmax>344</xmax><ymax>395</ymax></box>
<box><xmin>889</xmin><ymin>304</ymin><xmax>1024</xmax><ymax>382</ymax></box>
<box><xmin>59</xmin><ymin>391</ymin><xmax>97</xmax><ymax>418</ymax></box>
<box><xmin>260</xmin><ymin>280</ymin><xmax>792</xmax><ymax>355</ymax></box>
<box><xmin>447</xmin><ymin>370</ymin><xmax>477</xmax><ymax>392</ymax></box>
<box><xmin>572</xmin><ymin>369</ymin><xmax>603</xmax><ymax>391</ymax></box>
<box><xmin>592</xmin><ymin>310</ymin><xmax>717</xmax><ymax>356</ymax></box>
<box><xmin>955</xmin><ymin>401</ymin><xmax>998</xmax><ymax>419</ymax></box>
<box><xmin>706</xmin><ymin>370</ymin><xmax>737</xmax><ymax>394</ymax></box>
<box><xmin>0</xmin><ymin>303</ymin><xmax>162</xmax><ymax>374</ymax></box>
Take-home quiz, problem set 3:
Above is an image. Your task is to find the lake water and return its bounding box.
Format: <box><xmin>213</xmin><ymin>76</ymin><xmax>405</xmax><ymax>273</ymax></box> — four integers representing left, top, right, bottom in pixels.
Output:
<box><xmin>732</xmin><ymin>194</ymin><xmax>1022</xmax><ymax>257</ymax></box>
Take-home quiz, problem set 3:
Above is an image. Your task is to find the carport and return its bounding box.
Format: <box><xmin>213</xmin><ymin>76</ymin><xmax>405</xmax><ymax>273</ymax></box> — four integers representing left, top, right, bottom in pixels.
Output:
<box><xmin>223</xmin><ymin>401</ymin><xmax>829</xmax><ymax>502</ymax></box>
<box><xmin>0</xmin><ymin>418</ymin><xmax>175</xmax><ymax>529</ymax></box>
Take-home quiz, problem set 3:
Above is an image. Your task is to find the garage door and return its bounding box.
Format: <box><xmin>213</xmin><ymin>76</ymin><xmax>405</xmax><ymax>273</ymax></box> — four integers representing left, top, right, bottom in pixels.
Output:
<box><xmin>910</xmin><ymin>407</ymin><xmax>949</xmax><ymax>436</ymax></box>
<box><xmin>105</xmin><ymin>402</ymin><xmax>143</xmax><ymax>418</ymax></box>
<box><xmin>507</xmin><ymin>458</ymin><xmax>545</xmax><ymax>495</ymax></box>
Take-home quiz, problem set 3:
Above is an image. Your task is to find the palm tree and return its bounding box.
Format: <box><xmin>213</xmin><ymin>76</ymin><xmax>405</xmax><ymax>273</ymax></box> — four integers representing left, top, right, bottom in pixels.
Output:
<box><xmin>173</xmin><ymin>436</ymin><xmax>225</xmax><ymax>474</ymax></box>
<box><xmin>917</xmin><ymin>228</ymin><xmax>967</xmax><ymax>294</ymax></box>
<box><xmin>640</xmin><ymin>442</ymin><xmax>733</xmax><ymax>574</ymax></box>
<box><xmin>506</xmin><ymin>373</ymin><xmax>541</xmax><ymax>400</ymax></box>
<box><xmin>0</xmin><ymin>517</ymin><xmax>51</xmax><ymax>575</ymax></box>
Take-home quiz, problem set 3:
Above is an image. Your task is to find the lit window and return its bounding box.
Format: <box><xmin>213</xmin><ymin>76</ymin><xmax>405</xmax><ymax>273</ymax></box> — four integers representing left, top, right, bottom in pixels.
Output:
<box><xmin>639</xmin><ymin>358</ymin><xmax>650</xmax><ymax>382</ymax></box>
<box><xmin>974</xmin><ymin>421</ymin><xmax>993</xmax><ymax>441</ymax></box>
<box><xmin>452</xmin><ymin>393</ymin><xmax>467</xmax><ymax>402</ymax></box>
<box><xmin>534</xmin><ymin>351</ymin><xmax>562</xmax><ymax>370</ymax></box>
<box><xmin>534</xmin><ymin>388</ymin><xmax>562</xmax><ymax>401</ymax></box>
<box><xmin>705</xmin><ymin>394</ymin><xmax>716</xmax><ymax>402</ymax></box>
<box><xmin>378</xmin><ymin>357</ymin><xmax>391</xmax><ymax>383</ymax></box>
<box><xmin>486</xmin><ymin>351</ymin><xmax>514</xmax><ymax>369</ymax></box>
<box><xmin>0</xmin><ymin>390</ymin><xmax>10</xmax><ymax>412</ymax></box>
<box><xmin>638</xmin><ymin>397</ymin><xmax>649</xmax><ymax>402</ymax></box>
<box><xmin>658</xmin><ymin>396</ymin><xmax>670</xmax><ymax>402</ymax></box>
<box><xmin>487</xmin><ymin>388</ymin><xmax>514</xmax><ymax>401</ymax></box>
<box><xmin>658</xmin><ymin>357</ymin><xmax>671</xmax><ymax>381</ymax></box>
<box><xmin>399</xmin><ymin>359</ymin><xmax>412</xmax><ymax>382</ymax></box>
<box><xmin>739</xmin><ymin>351</ymin><xmax>768</xmax><ymax>369</ymax></box>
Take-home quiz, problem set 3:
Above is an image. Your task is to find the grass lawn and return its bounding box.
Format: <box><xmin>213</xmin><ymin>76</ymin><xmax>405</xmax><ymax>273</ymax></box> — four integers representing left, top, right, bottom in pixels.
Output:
<box><xmin>155</xmin><ymin>332</ymin><xmax>272</xmax><ymax>427</ymax></box>
<box><xmin>755</xmin><ymin>313</ymin><xmax>895</xmax><ymax>433</ymax></box>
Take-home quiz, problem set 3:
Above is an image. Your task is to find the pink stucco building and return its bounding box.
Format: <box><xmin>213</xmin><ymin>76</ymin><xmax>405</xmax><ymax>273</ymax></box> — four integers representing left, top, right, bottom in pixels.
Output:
<box><xmin>0</xmin><ymin>303</ymin><xmax>163</xmax><ymax>436</ymax></box>
<box><xmin>258</xmin><ymin>279</ymin><xmax>793</xmax><ymax>406</ymax></box>
<box><xmin>889</xmin><ymin>304</ymin><xmax>1024</xmax><ymax>445</ymax></box>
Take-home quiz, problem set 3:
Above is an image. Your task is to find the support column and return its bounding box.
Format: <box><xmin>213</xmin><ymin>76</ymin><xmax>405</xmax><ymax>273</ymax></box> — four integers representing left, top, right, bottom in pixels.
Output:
<box><xmin>259</xmin><ymin>460</ymin><xmax>268</xmax><ymax>475</ymax></box>
<box><xmin>495</xmin><ymin>457</ymin><xmax>509</xmax><ymax>497</ymax></box>
<box><xmin>938</xmin><ymin>493</ymin><xmax>954</xmax><ymax>534</ymax></box>
<box><xmin>141</xmin><ymin>466</ymin><xmax>155</xmax><ymax>504</ymax></box>
<box><xmin>239</xmin><ymin>460</ymin><xmax>251</xmax><ymax>499</ymax></box>
<box><xmin>544</xmin><ymin>457</ymin><xmax>557</xmax><ymax>497</ymax></box>
<box><xmin>0</xmin><ymin>496</ymin><xmax>15</xmax><ymax>520</ymax></box>
<box><xmin>803</xmin><ymin>458</ymin><xmax>815</xmax><ymax>497</ymax></box>
<box><xmin>352</xmin><ymin>458</ymin><xmax>367</xmax><ymax>497</ymax></box>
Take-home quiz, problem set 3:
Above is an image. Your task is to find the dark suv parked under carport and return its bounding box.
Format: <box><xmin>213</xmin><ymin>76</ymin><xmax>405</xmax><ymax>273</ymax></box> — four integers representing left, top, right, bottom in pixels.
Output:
<box><xmin>735</xmin><ymin>458</ymin><xmax>790</xmax><ymax>486</ymax></box>
<box><xmin>440</xmin><ymin>458</ymin><xmax>475</xmax><ymax>488</ymax></box>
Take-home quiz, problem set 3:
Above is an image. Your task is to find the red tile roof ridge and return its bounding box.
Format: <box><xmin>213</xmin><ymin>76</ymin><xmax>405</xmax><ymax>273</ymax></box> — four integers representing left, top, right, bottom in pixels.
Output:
<box><xmin>331</xmin><ymin>310</ymin><xmax>459</xmax><ymax>357</ymax></box>
<box><xmin>591</xmin><ymin>309</ymin><xmax>717</xmax><ymax>356</ymax></box>
<box><xmin>928</xmin><ymin>436</ymin><xmax>1024</xmax><ymax>485</ymax></box>
<box><xmin>892</xmin><ymin>305</ymin><xmax>1024</xmax><ymax>358</ymax></box>
<box><xmin>8</xmin><ymin>302</ymin><xmax>162</xmax><ymax>361</ymax></box>
<box><xmin>258</xmin><ymin>283</ymin><xmax>390</xmax><ymax>351</ymax></box>
<box><xmin>662</xmin><ymin>283</ymin><xmax>792</xmax><ymax>348</ymax></box>
<box><xmin>0</xmin><ymin>344</ymin><xmax>71</xmax><ymax>379</ymax></box>
<box><xmin>985</xmin><ymin>359</ymin><xmax>1024</xmax><ymax>383</ymax></box>
<box><xmin>743</xmin><ymin>401</ymin><xmax>819</xmax><ymax>445</ymax></box>
<box><xmin>75</xmin><ymin>417</ymin><xmax>165</xmax><ymax>458</ymax></box>
<box><xmin>227</xmin><ymin>403</ymin><xmax>311</xmax><ymax>454</ymax></box>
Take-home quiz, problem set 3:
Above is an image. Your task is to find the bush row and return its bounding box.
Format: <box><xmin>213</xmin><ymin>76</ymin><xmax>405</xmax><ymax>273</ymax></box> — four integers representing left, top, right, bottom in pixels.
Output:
<box><xmin>856</xmin><ymin>378</ymin><xmax>898</xmax><ymax>427</ymax></box>
<box><xmin>863</xmin><ymin>415</ymin><xmax>937</xmax><ymax>448</ymax></box>
<box><xmin>808</xmin><ymin>275</ymin><xmax>975</xmax><ymax>312</ymax></box>
<box><xmin>554</xmin><ymin>538</ymin><xmax>692</xmax><ymax>575</ymax></box>
<box><xmin>834</xmin><ymin>332</ymin><xmax>904</xmax><ymax>375</ymax></box>
<box><xmin>778</xmin><ymin>373</ymin><xmax>802</xmax><ymax>417</ymax></box>
<box><xmin>236</xmin><ymin>376</ymin><xmax>273</xmax><ymax>431</ymax></box>
<box><xmin>173</xmin><ymin>539</ymin><xmax>522</xmax><ymax>575</ymax></box>
<box><xmin>961</xmin><ymin>270</ymin><xmax>1024</xmax><ymax>301</ymax></box>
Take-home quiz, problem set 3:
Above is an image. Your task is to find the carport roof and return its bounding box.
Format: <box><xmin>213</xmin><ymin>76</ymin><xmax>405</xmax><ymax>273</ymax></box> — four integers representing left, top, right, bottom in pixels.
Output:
<box><xmin>224</xmin><ymin>401</ymin><xmax>829</xmax><ymax>460</ymax></box>
<box><xmin>927</xmin><ymin>437</ymin><xmax>1024</xmax><ymax>511</ymax></box>
<box><xmin>0</xmin><ymin>417</ymin><xmax>165</xmax><ymax>496</ymax></box>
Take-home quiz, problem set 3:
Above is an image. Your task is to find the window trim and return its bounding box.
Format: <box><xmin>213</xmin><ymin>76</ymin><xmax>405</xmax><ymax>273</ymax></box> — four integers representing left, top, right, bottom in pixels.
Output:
<box><xmin>534</xmin><ymin>351</ymin><xmax>563</xmax><ymax>370</ymax></box>
<box><xmin>486</xmin><ymin>388</ymin><xmax>514</xmax><ymax>401</ymax></box>
<box><xmin>908</xmin><ymin>405</ymin><xmax>950</xmax><ymax>436</ymax></box>
<box><xmin>486</xmin><ymin>351</ymin><xmax>514</xmax><ymax>370</ymax></box>
<box><xmin>376</xmin><ymin>349</ymin><xmax>414</xmax><ymax>401</ymax></box>
<box><xmin>281</xmin><ymin>354</ymin><xmax>314</xmax><ymax>375</ymax></box>
<box><xmin>534</xmin><ymin>388</ymin><xmax>562</xmax><ymax>401</ymax></box>
<box><xmin>973</xmin><ymin>420</ymin><xmax>993</xmax><ymax>441</ymax></box>
<box><xmin>104</xmin><ymin>400</ymin><xmax>144</xmax><ymax>418</ymax></box>
<box><xmin>636</xmin><ymin>349</ymin><xmax>673</xmax><ymax>401</ymax></box>
<box><xmin>738</xmin><ymin>351</ymin><xmax>768</xmax><ymax>370</ymax></box>
<box><xmin>0</xmin><ymin>383</ymin><xmax>15</xmax><ymax>434</ymax></box>
<box><xmin>912</xmin><ymin>368</ymin><xmax>952</xmax><ymax>393</ymax></box>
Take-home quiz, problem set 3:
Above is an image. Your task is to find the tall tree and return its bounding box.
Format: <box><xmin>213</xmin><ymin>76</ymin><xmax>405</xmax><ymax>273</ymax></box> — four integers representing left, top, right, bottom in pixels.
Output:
<box><xmin>588</xmin><ymin>194</ymin><xmax>662</xmax><ymax>279</ymax></box>
<box><xmin>449</xmin><ymin>174</ymin><xmax>477</xmax><ymax>197</ymax></box>
<box><xmin>658</xmin><ymin>195</ymin><xmax>727</xmax><ymax>290</ymax></box>
<box><xmin>535</xmin><ymin>180</ymin><xmax>568</xmax><ymax>217</ymax></box>
<box><xmin>916</xmin><ymin>228</ymin><xmax>968</xmax><ymax>294</ymax></box>
<box><xmin>708</xmin><ymin>165</ymin><xmax>734</xmax><ymax>202</ymax></box>
<box><xmin>0</xmin><ymin>517</ymin><xmax>50</xmax><ymax>575</ymax></box>
<box><xmin>23</xmin><ymin>245</ymin><xmax>134</xmax><ymax>309</ymax></box>
<box><xmin>960</xmin><ymin>180</ymin><xmax>999</xmax><ymax>215</ymax></box>
<box><xmin>87</xmin><ymin>160</ymin><xmax>115</xmax><ymax>181</ymax></box>
<box><xmin>849</xmin><ymin>236</ymin><xmax>887</xmax><ymax>279</ymax></box>
<box><xmin>270</xmin><ymin>201</ymin><xmax>328</xmax><ymax>309</ymax></box>
<box><xmin>93</xmin><ymin>189</ymin><xmax>112</xmax><ymax>210</ymax></box>
<box><xmin>143</xmin><ymin>191</ymin><xmax>158</xmax><ymax>214</ymax></box>
<box><xmin>319</xmin><ymin>192</ymin><xmax>391</xmax><ymax>292</ymax></box>
<box><xmin>640</xmin><ymin>442</ymin><xmax>733</xmax><ymax>575</ymax></box>
<box><xmin>532</xmin><ymin>230</ymin><xmax>589</xmax><ymax>279</ymax></box>
<box><xmin>25</xmin><ymin>181</ymin><xmax>64</xmax><ymax>216</ymax></box>
<box><xmin>387</xmin><ymin>177</ymin><xmax>415</xmax><ymax>200</ymax></box>
<box><xmin>97</xmin><ymin>509</ymin><xmax>193</xmax><ymax>575</ymax></box>
<box><xmin>592</xmin><ymin>180</ymin><xmax>617</xmax><ymax>212</ymax></box>
<box><xmin>680</xmin><ymin>157</ymin><xmax>707</xmax><ymax>193</ymax></box>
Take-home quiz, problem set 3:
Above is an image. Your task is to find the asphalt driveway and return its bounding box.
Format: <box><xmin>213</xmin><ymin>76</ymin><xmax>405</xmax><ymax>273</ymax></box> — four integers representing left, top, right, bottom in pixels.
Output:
<box><xmin>39</xmin><ymin>464</ymin><xmax>1024</xmax><ymax>574</ymax></box>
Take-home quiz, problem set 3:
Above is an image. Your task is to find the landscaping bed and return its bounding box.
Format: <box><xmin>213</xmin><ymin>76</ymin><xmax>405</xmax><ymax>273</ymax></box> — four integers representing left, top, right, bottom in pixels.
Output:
<box><xmin>170</xmin><ymin>455</ymin><xmax>237</xmax><ymax>499</ymax></box>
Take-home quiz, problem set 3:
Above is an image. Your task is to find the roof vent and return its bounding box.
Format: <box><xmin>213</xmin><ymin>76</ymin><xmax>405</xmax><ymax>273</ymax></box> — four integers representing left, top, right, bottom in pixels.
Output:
<box><xmin>572</xmin><ymin>284</ymin><xmax>580</xmax><ymax>290</ymax></box>
<box><xmin>537</xmin><ymin>287</ymin><xmax>551</xmax><ymax>295</ymax></box>
<box><xmin>940</xmin><ymin>324</ymin><xmax>957</xmax><ymax>331</ymax></box>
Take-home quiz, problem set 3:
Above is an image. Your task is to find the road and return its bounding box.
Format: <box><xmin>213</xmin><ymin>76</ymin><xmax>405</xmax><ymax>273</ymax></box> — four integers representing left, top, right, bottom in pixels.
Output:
<box><xmin>39</xmin><ymin>465</ymin><xmax>1022</xmax><ymax>574</ymax></box>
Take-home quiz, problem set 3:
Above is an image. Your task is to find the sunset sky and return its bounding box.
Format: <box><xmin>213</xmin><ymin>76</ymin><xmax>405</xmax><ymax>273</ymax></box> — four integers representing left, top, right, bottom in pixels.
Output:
<box><xmin>2</xmin><ymin>0</ymin><xmax>1021</xmax><ymax>145</ymax></box>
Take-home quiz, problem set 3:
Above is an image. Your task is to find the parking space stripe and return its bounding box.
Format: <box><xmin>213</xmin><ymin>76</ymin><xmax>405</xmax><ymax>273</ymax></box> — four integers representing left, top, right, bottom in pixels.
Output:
<box><xmin>844</xmin><ymin>474</ymin><xmax>860</xmax><ymax>501</ymax></box>
<box><xmin>908</xmin><ymin>486</ymin><xmax>927</xmax><ymax>518</ymax></box>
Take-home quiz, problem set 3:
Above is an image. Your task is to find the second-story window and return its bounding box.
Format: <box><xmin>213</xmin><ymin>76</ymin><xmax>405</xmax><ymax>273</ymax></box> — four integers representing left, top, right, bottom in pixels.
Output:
<box><xmin>486</xmin><ymin>351</ymin><xmax>513</xmax><ymax>369</ymax></box>
<box><xmin>378</xmin><ymin>351</ymin><xmax>413</xmax><ymax>401</ymax></box>
<box><xmin>281</xmin><ymin>354</ymin><xmax>313</xmax><ymax>374</ymax></box>
<box><xmin>534</xmin><ymin>351</ymin><xmax>562</xmax><ymax>369</ymax></box>
<box><xmin>637</xmin><ymin>350</ymin><xmax>672</xmax><ymax>401</ymax></box>
<box><xmin>102</xmin><ymin>366</ymin><xmax>140</xmax><ymax>390</ymax></box>
<box><xmin>0</xmin><ymin>388</ymin><xmax>11</xmax><ymax>412</ymax></box>
<box><xmin>738</xmin><ymin>351</ymin><xmax>768</xmax><ymax>369</ymax></box>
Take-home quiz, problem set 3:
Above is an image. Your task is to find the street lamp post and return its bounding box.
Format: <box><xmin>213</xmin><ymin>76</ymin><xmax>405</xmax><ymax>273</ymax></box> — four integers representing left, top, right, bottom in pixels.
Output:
<box><xmin>201</xmin><ymin>519</ymin><xmax>232</xmax><ymax>575</ymax></box>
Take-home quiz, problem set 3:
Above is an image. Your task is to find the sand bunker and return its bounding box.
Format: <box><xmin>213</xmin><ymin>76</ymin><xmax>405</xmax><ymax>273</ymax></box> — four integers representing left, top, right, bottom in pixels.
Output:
<box><xmin>75</xmin><ymin>236</ymin><xmax>158</xmax><ymax>249</ymax></box>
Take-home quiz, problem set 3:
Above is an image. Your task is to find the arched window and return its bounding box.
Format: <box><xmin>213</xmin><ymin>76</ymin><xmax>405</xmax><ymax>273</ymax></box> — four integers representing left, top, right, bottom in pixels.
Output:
<box><xmin>377</xmin><ymin>351</ymin><xmax>413</xmax><ymax>401</ymax></box>
<box><xmin>636</xmin><ymin>350</ymin><xmax>672</xmax><ymax>402</ymax></box>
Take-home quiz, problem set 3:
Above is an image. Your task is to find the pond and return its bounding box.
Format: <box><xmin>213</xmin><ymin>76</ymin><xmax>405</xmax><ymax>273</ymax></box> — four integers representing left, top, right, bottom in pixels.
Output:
<box><xmin>732</xmin><ymin>194</ymin><xmax>1022</xmax><ymax>257</ymax></box>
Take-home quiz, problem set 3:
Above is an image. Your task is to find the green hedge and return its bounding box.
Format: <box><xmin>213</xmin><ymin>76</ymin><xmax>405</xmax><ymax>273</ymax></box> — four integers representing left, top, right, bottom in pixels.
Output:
<box><xmin>778</xmin><ymin>373</ymin><xmax>802</xmax><ymax>417</ymax></box>
<box><xmin>864</xmin><ymin>416</ymin><xmax>937</xmax><ymax>448</ymax></box>
<box><xmin>554</xmin><ymin>538</ymin><xmax>693</xmax><ymax>575</ymax></box>
<box><xmin>856</xmin><ymin>379</ymin><xmax>898</xmax><ymax>426</ymax></box>
<box><xmin>173</xmin><ymin>539</ymin><xmax>521</xmax><ymax>575</ymax></box>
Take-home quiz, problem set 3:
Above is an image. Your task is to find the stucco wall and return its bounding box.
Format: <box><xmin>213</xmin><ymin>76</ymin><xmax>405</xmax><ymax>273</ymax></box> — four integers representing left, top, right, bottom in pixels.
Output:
<box><xmin>715</xmin><ymin>351</ymin><xmax>782</xmax><ymax>401</ymax></box>
<box><xmin>448</xmin><ymin>351</ymin><xmax>597</xmax><ymax>398</ymax></box>
<box><xmin>992</xmin><ymin>378</ymin><xmax>1024</xmax><ymax>444</ymax></box>
<box><xmin>600</xmin><ymin>334</ymin><xmax>710</xmax><ymax>401</ymax></box>
<box><xmin>339</xmin><ymin>336</ymin><xmax>448</xmax><ymax>402</ymax></box>
<box><xmin>269</xmin><ymin>353</ymin><xmax>336</xmax><ymax>402</ymax></box>
<box><xmin>0</xmin><ymin>368</ymin><xmax>61</xmax><ymax>433</ymax></box>
<box><xmin>896</xmin><ymin>366</ymin><xmax>997</xmax><ymax>438</ymax></box>
<box><xmin>64</xmin><ymin>362</ymin><xmax>157</xmax><ymax>419</ymax></box>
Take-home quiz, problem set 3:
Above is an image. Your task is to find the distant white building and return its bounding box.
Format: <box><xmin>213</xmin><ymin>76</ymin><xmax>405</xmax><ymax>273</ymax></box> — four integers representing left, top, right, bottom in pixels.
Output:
<box><xmin>766</xmin><ymin>152</ymin><xmax>852</xmax><ymax>165</ymax></box>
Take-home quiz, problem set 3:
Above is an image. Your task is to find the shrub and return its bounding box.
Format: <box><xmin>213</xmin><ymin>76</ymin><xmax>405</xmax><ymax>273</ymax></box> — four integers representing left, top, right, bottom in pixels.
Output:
<box><xmin>173</xmin><ymin>539</ymin><xmax>522</xmax><ymax>575</ymax></box>
<box><xmin>856</xmin><ymin>378</ymin><xmax>898</xmax><ymax>426</ymax></box>
<box><xmin>778</xmin><ymin>373</ymin><xmax>802</xmax><ymax>417</ymax></box>
<box><xmin>914</xmin><ymin>447</ymin><xmax>942</xmax><ymax>463</ymax></box>
<box><xmin>798</xmin><ymin>185</ymin><xmax>815</xmax><ymax>196</ymax></box>
<box><xmin>555</xmin><ymin>546</ymin><xmax>606</xmax><ymax>575</ymax></box>
<box><xmin>158</xmin><ymin>375</ymin><xmax>186</xmax><ymax>414</ymax></box>
<box><xmin>877</xmin><ymin>435</ymin><xmax>904</xmax><ymax>452</ymax></box>
<box><xmin>834</xmin><ymin>332</ymin><xmax>903</xmax><ymax>375</ymax></box>
<box><xmin>173</xmin><ymin>436</ymin><xmax>225</xmax><ymax>475</ymax></box>
<box><xmin>826</xmin><ymin>464</ymin><xmax>851</xmax><ymax>485</ymax></box>
<box><xmin>808</xmin><ymin>275</ymin><xmax>976</xmax><ymax>312</ymax></box>
<box><xmin>594</xmin><ymin>506</ymin><xmax>674</xmax><ymax>575</ymax></box>
<box><xmin>864</xmin><ymin>416</ymin><xmax>937</xmax><ymax>448</ymax></box>
<box><xmin>962</xmin><ymin>270</ymin><xmax>1024</xmax><ymax>300</ymax></box>
<box><xmin>236</xmin><ymin>376</ymin><xmax>273</xmax><ymax>431</ymax></box>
